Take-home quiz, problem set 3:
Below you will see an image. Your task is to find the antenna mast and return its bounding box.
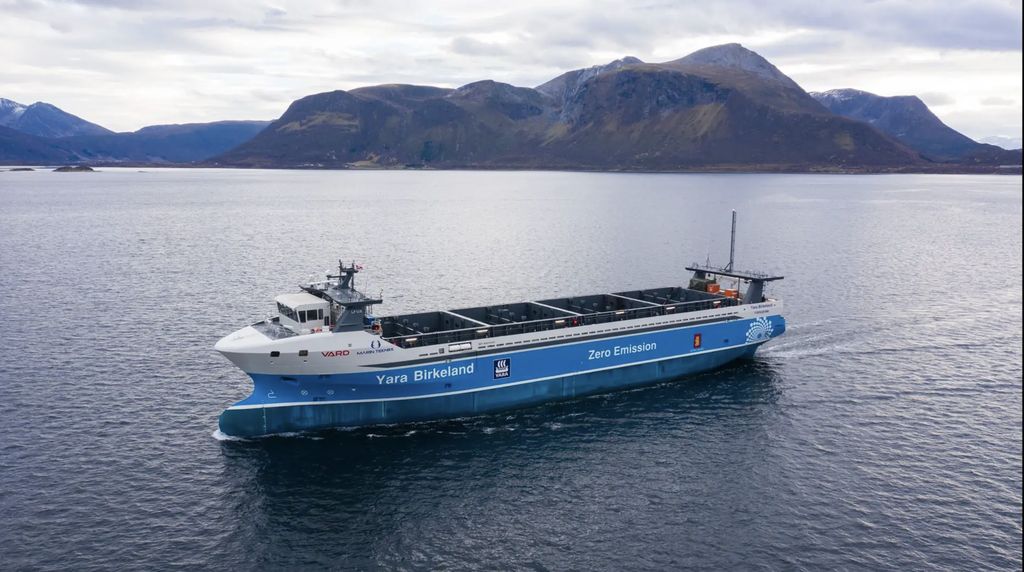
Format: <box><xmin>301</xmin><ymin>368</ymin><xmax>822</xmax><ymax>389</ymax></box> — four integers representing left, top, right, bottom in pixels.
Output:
<box><xmin>727</xmin><ymin>210</ymin><xmax>737</xmax><ymax>272</ymax></box>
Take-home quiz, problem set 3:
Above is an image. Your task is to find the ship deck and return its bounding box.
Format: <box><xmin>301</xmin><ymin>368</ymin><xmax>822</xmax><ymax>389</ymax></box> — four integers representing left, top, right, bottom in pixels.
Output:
<box><xmin>380</xmin><ymin>286</ymin><xmax>740</xmax><ymax>348</ymax></box>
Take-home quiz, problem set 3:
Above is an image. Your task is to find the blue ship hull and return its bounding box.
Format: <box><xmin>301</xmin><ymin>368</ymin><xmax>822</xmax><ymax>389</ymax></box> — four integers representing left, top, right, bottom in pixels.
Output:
<box><xmin>219</xmin><ymin>315</ymin><xmax>784</xmax><ymax>437</ymax></box>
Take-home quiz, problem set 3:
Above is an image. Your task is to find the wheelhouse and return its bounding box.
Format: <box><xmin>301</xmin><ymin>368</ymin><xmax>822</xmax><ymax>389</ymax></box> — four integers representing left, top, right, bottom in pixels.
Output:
<box><xmin>274</xmin><ymin>292</ymin><xmax>330</xmax><ymax>334</ymax></box>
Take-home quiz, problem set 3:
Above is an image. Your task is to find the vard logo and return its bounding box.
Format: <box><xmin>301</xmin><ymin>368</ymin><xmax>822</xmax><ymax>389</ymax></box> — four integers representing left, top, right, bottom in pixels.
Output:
<box><xmin>321</xmin><ymin>350</ymin><xmax>350</xmax><ymax>357</ymax></box>
<box><xmin>493</xmin><ymin>358</ymin><xmax>511</xmax><ymax>379</ymax></box>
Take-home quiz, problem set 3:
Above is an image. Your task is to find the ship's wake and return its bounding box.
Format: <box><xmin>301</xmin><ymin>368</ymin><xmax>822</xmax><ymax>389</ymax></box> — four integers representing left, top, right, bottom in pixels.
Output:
<box><xmin>761</xmin><ymin>318</ymin><xmax>859</xmax><ymax>359</ymax></box>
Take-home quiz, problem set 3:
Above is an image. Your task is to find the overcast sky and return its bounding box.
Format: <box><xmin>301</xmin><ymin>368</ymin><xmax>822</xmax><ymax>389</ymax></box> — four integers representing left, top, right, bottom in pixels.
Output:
<box><xmin>2</xmin><ymin>0</ymin><xmax>1021</xmax><ymax>141</ymax></box>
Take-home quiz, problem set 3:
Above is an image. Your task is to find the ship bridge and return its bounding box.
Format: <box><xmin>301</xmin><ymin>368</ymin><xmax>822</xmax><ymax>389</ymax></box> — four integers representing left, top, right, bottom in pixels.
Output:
<box><xmin>685</xmin><ymin>264</ymin><xmax>784</xmax><ymax>304</ymax></box>
<box><xmin>299</xmin><ymin>261</ymin><xmax>382</xmax><ymax>333</ymax></box>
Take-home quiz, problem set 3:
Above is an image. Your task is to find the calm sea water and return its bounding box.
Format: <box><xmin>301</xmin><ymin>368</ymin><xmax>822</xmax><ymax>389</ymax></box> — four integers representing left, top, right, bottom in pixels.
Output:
<box><xmin>0</xmin><ymin>169</ymin><xmax>1020</xmax><ymax>570</ymax></box>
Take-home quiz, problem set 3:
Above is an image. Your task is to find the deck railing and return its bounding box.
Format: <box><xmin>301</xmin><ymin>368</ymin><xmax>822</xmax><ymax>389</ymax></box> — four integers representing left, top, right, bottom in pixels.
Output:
<box><xmin>382</xmin><ymin>296</ymin><xmax>741</xmax><ymax>349</ymax></box>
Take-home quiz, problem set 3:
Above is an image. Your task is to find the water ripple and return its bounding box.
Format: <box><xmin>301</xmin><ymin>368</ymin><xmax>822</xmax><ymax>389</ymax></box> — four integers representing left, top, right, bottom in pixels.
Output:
<box><xmin>0</xmin><ymin>170</ymin><xmax>1020</xmax><ymax>571</ymax></box>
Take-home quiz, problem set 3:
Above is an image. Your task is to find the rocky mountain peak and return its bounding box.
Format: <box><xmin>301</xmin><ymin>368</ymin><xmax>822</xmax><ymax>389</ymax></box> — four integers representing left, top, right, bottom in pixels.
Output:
<box><xmin>535</xmin><ymin>56</ymin><xmax>646</xmax><ymax>105</ymax></box>
<box><xmin>0</xmin><ymin>98</ymin><xmax>28</xmax><ymax>123</ymax></box>
<box><xmin>0</xmin><ymin>98</ymin><xmax>112</xmax><ymax>138</ymax></box>
<box><xmin>669</xmin><ymin>43</ymin><xmax>800</xmax><ymax>88</ymax></box>
<box><xmin>810</xmin><ymin>87</ymin><xmax>983</xmax><ymax>160</ymax></box>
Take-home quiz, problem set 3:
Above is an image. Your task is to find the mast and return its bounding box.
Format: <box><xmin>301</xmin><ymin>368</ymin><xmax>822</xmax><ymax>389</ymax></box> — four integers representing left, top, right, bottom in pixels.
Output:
<box><xmin>727</xmin><ymin>210</ymin><xmax>737</xmax><ymax>272</ymax></box>
<box><xmin>686</xmin><ymin>210</ymin><xmax>783</xmax><ymax>303</ymax></box>
<box><xmin>327</xmin><ymin>259</ymin><xmax>359</xmax><ymax>290</ymax></box>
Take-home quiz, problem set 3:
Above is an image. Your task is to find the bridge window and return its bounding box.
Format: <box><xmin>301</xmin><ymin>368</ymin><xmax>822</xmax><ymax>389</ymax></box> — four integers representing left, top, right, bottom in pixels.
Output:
<box><xmin>277</xmin><ymin>302</ymin><xmax>298</xmax><ymax>321</ymax></box>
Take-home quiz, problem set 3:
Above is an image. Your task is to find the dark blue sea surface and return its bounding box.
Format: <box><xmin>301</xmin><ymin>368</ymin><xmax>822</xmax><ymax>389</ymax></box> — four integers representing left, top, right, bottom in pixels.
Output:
<box><xmin>0</xmin><ymin>169</ymin><xmax>1020</xmax><ymax>570</ymax></box>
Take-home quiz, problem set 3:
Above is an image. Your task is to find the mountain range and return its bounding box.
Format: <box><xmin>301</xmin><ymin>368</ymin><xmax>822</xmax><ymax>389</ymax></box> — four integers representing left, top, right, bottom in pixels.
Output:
<box><xmin>216</xmin><ymin>44</ymin><xmax>1019</xmax><ymax>170</ymax></box>
<box><xmin>216</xmin><ymin>45</ymin><xmax>920</xmax><ymax>170</ymax></box>
<box><xmin>809</xmin><ymin>89</ymin><xmax>1018</xmax><ymax>164</ymax></box>
<box><xmin>2</xmin><ymin>44</ymin><xmax>1020</xmax><ymax>171</ymax></box>
<box><xmin>1</xmin><ymin>98</ymin><xmax>112</xmax><ymax>138</ymax></box>
<box><xmin>0</xmin><ymin>97</ymin><xmax>269</xmax><ymax>165</ymax></box>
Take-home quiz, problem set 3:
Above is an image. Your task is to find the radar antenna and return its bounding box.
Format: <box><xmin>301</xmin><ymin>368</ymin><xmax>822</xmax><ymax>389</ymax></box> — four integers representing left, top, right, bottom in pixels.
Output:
<box><xmin>327</xmin><ymin>259</ymin><xmax>361</xmax><ymax>290</ymax></box>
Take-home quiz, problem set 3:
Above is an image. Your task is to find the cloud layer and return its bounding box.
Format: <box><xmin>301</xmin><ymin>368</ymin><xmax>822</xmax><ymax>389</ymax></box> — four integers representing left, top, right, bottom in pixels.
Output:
<box><xmin>1</xmin><ymin>0</ymin><xmax>1020</xmax><ymax>139</ymax></box>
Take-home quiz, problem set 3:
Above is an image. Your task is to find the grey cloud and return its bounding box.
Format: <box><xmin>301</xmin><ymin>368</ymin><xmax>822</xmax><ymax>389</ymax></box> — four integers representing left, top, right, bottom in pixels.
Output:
<box><xmin>49</xmin><ymin>20</ymin><xmax>72</xmax><ymax>33</ymax></box>
<box><xmin>765</xmin><ymin>0</ymin><xmax>1022</xmax><ymax>52</ymax></box>
<box><xmin>249</xmin><ymin>88</ymin><xmax>296</xmax><ymax>103</ymax></box>
<box><xmin>1</xmin><ymin>0</ymin><xmax>46</xmax><ymax>11</ymax></box>
<box><xmin>920</xmin><ymin>92</ymin><xmax>955</xmax><ymax>106</ymax></box>
<box><xmin>981</xmin><ymin>96</ymin><xmax>1015</xmax><ymax>106</ymax></box>
<box><xmin>756</xmin><ymin>35</ymin><xmax>847</xmax><ymax>60</ymax></box>
<box><xmin>450</xmin><ymin>36</ymin><xmax>511</xmax><ymax>57</ymax></box>
<box><xmin>941</xmin><ymin>107</ymin><xmax>1023</xmax><ymax>139</ymax></box>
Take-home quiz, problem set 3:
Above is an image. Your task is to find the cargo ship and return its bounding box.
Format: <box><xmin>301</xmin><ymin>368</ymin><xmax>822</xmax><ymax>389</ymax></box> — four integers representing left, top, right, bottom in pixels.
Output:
<box><xmin>215</xmin><ymin>213</ymin><xmax>784</xmax><ymax>437</ymax></box>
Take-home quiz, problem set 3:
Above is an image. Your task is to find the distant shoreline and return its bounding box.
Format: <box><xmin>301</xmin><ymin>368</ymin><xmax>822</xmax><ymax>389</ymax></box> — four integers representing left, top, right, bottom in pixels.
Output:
<box><xmin>3</xmin><ymin>163</ymin><xmax>1020</xmax><ymax>175</ymax></box>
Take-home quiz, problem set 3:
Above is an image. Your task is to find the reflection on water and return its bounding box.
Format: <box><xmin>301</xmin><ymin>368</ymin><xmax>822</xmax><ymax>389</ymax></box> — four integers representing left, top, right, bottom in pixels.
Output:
<box><xmin>224</xmin><ymin>358</ymin><xmax>784</xmax><ymax>467</ymax></box>
<box><xmin>217</xmin><ymin>360</ymin><xmax>787</xmax><ymax>568</ymax></box>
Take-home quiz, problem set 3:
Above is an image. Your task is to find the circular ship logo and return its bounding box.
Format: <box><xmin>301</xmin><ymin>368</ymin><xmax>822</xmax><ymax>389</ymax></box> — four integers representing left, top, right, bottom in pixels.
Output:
<box><xmin>745</xmin><ymin>317</ymin><xmax>774</xmax><ymax>343</ymax></box>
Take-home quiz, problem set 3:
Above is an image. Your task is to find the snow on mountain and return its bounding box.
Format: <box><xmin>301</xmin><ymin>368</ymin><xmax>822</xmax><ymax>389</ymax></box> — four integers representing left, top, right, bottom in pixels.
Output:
<box><xmin>535</xmin><ymin>56</ymin><xmax>644</xmax><ymax>104</ymax></box>
<box><xmin>0</xmin><ymin>98</ymin><xmax>28</xmax><ymax>124</ymax></box>
<box><xmin>0</xmin><ymin>98</ymin><xmax>112</xmax><ymax>138</ymax></box>
<box><xmin>811</xmin><ymin>89</ymin><xmax>866</xmax><ymax>103</ymax></box>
